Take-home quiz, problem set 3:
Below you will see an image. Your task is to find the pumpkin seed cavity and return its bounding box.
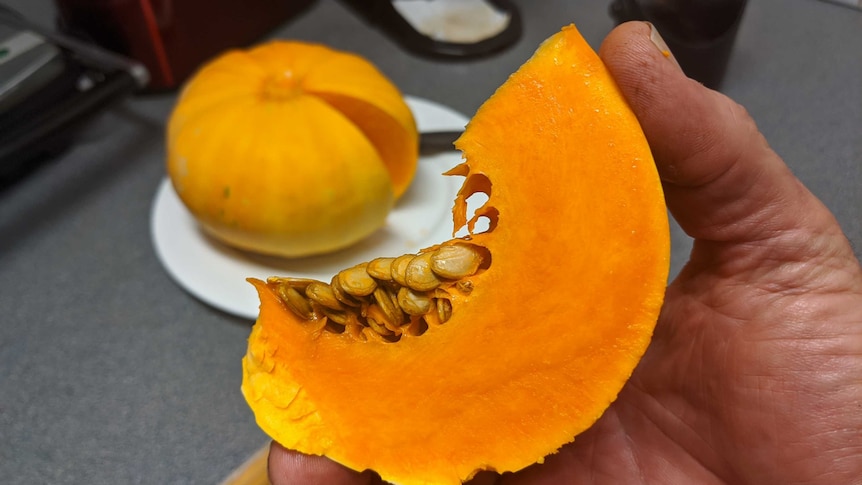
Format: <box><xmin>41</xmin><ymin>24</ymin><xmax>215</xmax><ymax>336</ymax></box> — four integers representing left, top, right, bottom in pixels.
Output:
<box><xmin>267</xmin><ymin>242</ymin><xmax>489</xmax><ymax>343</ymax></box>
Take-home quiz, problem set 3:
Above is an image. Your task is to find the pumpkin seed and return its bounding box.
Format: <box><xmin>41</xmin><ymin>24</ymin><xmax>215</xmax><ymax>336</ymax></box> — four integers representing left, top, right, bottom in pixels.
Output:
<box><xmin>321</xmin><ymin>307</ymin><xmax>349</xmax><ymax>326</ymax></box>
<box><xmin>436</xmin><ymin>297</ymin><xmax>453</xmax><ymax>324</ymax></box>
<box><xmin>363</xmin><ymin>325</ymin><xmax>401</xmax><ymax>343</ymax></box>
<box><xmin>366</xmin><ymin>315</ymin><xmax>393</xmax><ymax>337</ymax></box>
<box><xmin>431</xmin><ymin>244</ymin><xmax>483</xmax><ymax>279</ymax></box>
<box><xmin>330</xmin><ymin>275</ymin><xmax>362</xmax><ymax>307</ymax></box>
<box><xmin>268</xmin><ymin>276</ymin><xmax>319</xmax><ymax>292</ymax></box>
<box><xmin>306</xmin><ymin>282</ymin><xmax>344</xmax><ymax>310</ymax></box>
<box><xmin>405</xmin><ymin>252</ymin><xmax>441</xmax><ymax>292</ymax></box>
<box><xmin>338</xmin><ymin>264</ymin><xmax>377</xmax><ymax>297</ymax></box>
<box><xmin>373</xmin><ymin>287</ymin><xmax>404</xmax><ymax>327</ymax></box>
<box><xmin>277</xmin><ymin>285</ymin><xmax>315</xmax><ymax>320</ymax></box>
<box><xmin>391</xmin><ymin>254</ymin><xmax>414</xmax><ymax>287</ymax></box>
<box><xmin>367</xmin><ymin>257</ymin><xmax>395</xmax><ymax>281</ymax></box>
<box><xmin>365</xmin><ymin>303</ymin><xmax>399</xmax><ymax>333</ymax></box>
<box><xmin>397</xmin><ymin>287</ymin><xmax>433</xmax><ymax>315</ymax></box>
<box><xmin>266</xmin><ymin>239</ymin><xmax>489</xmax><ymax>342</ymax></box>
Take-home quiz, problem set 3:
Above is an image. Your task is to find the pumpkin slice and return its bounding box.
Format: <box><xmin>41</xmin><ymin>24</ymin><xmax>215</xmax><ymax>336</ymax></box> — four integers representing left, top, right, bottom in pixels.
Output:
<box><xmin>242</xmin><ymin>24</ymin><xmax>669</xmax><ymax>485</ymax></box>
<box><xmin>166</xmin><ymin>41</ymin><xmax>418</xmax><ymax>257</ymax></box>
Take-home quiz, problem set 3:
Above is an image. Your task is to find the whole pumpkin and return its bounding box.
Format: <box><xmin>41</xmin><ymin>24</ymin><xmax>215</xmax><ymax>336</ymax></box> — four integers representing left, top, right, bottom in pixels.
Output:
<box><xmin>242</xmin><ymin>25</ymin><xmax>670</xmax><ymax>485</ymax></box>
<box><xmin>166</xmin><ymin>41</ymin><xmax>418</xmax><ymax>257</ymax></box>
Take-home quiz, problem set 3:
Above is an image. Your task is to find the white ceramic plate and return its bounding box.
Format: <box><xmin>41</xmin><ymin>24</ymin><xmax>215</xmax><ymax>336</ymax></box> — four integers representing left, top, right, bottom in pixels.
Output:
<box><xmin>150</xmin><ymin>96</ymin><xmax>470</xmax><ymax>320</ymax></box>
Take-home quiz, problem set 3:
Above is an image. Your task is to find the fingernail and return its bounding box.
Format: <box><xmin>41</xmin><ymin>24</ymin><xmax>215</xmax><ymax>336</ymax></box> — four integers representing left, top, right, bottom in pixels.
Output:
<box><xmin>645</xmin><ymin>22</ymin><xmax>682</xmax><ymax>70</ymax></box>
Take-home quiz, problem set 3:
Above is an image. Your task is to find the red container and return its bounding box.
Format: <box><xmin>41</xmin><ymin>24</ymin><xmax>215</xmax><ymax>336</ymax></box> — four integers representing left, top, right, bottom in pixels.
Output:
<box><xmin>54</xmin><ymin>0</ymin><xmax>314</xmax><ymax>90</ymax></box>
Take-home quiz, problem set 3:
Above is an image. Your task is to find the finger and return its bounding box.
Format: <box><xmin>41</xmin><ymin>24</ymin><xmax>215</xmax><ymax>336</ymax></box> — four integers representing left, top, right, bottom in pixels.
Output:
<box><xmin>598</xmin><ymin>21</ymin><xmax>836</xmax><ymax>244</ymax></box>
<box><xmin>268</xmin><ymin>441</ymin><xmax>379</xmax><ymax>485</ymax></box>
<box><xmin>465</xmin><ymin>470</ymin><xmax>503</xmax><ymax>485</ymax></box>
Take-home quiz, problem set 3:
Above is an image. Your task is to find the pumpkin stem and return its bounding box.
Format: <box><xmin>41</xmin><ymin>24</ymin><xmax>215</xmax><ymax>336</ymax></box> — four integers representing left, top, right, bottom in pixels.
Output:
<box><xmin>261</xmin><ymin>71</ymin><xmax>303</xmax><ymax>101</ymax></box>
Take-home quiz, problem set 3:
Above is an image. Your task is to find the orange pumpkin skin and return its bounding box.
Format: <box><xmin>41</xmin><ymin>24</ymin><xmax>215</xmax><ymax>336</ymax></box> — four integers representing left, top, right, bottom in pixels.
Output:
<box><xmin>242</xmin><ymin>24</ymin><xmax>669</xmax><ymax>485</ymax></box>
<box><xmin>167</xmin><ymin>41</ymin><xmax>418</xmax><ymax>257</ymax></box>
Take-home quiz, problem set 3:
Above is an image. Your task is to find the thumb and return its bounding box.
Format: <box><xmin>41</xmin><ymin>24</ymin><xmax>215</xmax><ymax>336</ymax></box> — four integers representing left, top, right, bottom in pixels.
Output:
<box><xmin>599</xmin><ymin>21</ymin><xmax>836</xmax><ymax>245</ymax></box>
<box><xmin>268</xmin><ymin>441</ymin><xmax>378</xmax><ymax>485</ymax></box>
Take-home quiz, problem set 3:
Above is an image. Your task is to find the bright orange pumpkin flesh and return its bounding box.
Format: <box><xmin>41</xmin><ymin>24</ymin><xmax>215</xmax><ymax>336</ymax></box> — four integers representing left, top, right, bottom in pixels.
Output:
<box><xmin>242</xmin><ymin>24</ymin><xmax>669</xmax><ymax>485</ymax></box>
<box><xmin>167</xmin><ymin>41</ymin><xmax>418</xmax><ymax>257</ymax></box>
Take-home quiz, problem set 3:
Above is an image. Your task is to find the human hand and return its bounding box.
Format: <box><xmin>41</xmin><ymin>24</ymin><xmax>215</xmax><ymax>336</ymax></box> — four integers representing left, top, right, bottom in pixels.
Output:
<box><xmin>267</xmin><ymin>21</ymin><xmax>862</xmax><ymax>484</ymax></box>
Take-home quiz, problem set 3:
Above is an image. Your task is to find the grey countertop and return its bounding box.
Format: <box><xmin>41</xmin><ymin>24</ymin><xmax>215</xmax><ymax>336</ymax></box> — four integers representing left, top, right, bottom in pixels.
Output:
<box><xmin>1</xmin><ymin>1</ymin><xmax>860</xmax><ymax>483</ymax></box>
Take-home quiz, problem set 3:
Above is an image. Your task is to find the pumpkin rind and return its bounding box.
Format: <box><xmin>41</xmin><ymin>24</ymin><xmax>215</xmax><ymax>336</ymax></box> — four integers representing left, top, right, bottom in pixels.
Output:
<box><xmin>242</xmin><ymin>24</ymin><xmax>670</xmax><ymax>485</ymax></box>
<box><xmin>167</xmin><ymin>41</ymin><xmax>418</xmax><ymax>257</ymax></box>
